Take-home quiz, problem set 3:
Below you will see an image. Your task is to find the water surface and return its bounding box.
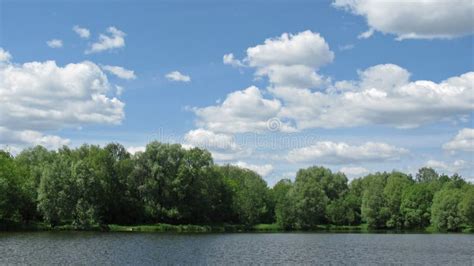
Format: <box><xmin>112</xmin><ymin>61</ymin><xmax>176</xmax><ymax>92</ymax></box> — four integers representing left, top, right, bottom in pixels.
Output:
<box><xmin>1</xmin><ymin>232</ymin><xmax>473</xmax><ymax>265</ymax></box>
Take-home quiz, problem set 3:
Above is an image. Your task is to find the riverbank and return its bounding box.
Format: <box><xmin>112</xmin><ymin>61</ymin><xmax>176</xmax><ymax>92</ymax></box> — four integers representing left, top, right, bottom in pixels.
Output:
<box><xmin>2</xmin><ymin>221</ymin><xmax>473</xmax><ymax>233</ymax></box>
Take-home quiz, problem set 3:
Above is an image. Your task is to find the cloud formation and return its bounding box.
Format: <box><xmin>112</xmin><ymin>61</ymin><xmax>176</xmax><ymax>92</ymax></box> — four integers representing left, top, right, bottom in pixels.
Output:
<box><xmin>193</xmin><ymin>86</ymin><xmax>295</xmax><ymax>133</ymax></box>
<box><xmin>86</xmin><ymin>27</ymin><xmax>126</xmax><ymax>54</ymax></box>
<box><xmin>166</xmin><ymin>71</ymin><xmax>191</xmax><ymax>82</ymax></box>
<box><xmin>232</xmin><ymin>161</ymin><xmax>274</xmax><ymax>177</ymax></box>
<box><xmin>226</xmin><ymin>30</ymin><xmax>334</xmax><ymax>89</ymax></box>
<box><xmin>102</xmin><ymin>65</ymin><xmax>136</xmax><ymax>80</ymax></box>
<box><xmin>333</xmin><ymin>0</ymin><xmax>474</xmax><ymax>40</ymax></box>
<box><xmin>443</xmin><ymin>128</ymin><xmax>474</xmax><ymax>152</ymax></box>
<box><xmin>46</xmin><ymin>39</ymin><xmax>63</xmax><ymax>48</ymax></box>
<box><xmin>73</xmin><ymin>25</ymin><xmax>90</xmax><ymax>39</ymax></box>
<box><xmin>287</xmin><ymin>141</ymin><xmax>408</xmax><ymax>164</ymax></box>
<box><xmin>0</xmin><ymin>48</ymin><xmax>11</xmax><ymax>62</ymax></box>
<box><xmin>273</xmin><ymin>64</ymin><xmax>474</xmax><ymax>129</ymax></box>
<box><xmin>0</xmin><ymin>57</ymin><xmax>124</xmax><ymax>133</ymax></box>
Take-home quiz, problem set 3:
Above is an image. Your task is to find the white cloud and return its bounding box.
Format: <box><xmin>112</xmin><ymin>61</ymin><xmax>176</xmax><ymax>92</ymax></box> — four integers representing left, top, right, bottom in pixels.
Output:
<box><xmin>0</xmin><ymin>48</ymin><xmax>12</xmax><ymax>62</ymax></box>
<box><xmin>272</xmin><ymin>64</ymin><xmax>474</xmax><ymax>130</ymax></box>
<box><xmin>73</xmin><ymin>25</ymin><xmax>90</xmax><ymax>39</ymax></box>
<box><xmin>47</xmin><ymin>39</ymin><xmax>63</xmax><ymax>48</ymax></box>
<box><xmin>226</xmin><ymin>30</ymin><xmax>334</xmax><ymax>89</ymax></box>
<box><xmin>0</xmin><ymin>127</ymin><xmax>70</xmax><ymax>150</ymax></box>
<box><xmin>333</xmin><ymin>0</ymin><xmax>474</xmax><ymax>40</ymax></box>
<box><xmin>426</xmin><ymin>159</ymin><xmax>471</xmax><ymax>174</ymax></box>
<box><xmin>0</xmin><ymin>59</ymin><xmax>124</xmax><ymax>132</ymax></box>
<box><xmin>127</xmin><ymin>146</ymin><xmax>145</xmax><ymax>155</ymax></box>
<box><xmin>184</xmin><ymin>128</ymin><xmax>251</xmax><ymax>161</ymax></box>
<box><xmin>358</xmin><ymin>28</ymin><xmax>374</xmax><ymax>39</ymax></box>
<box><xmin>287</xmin><ymin>141</ymin><xmax>408</xmax><ymax>164</ymax></box>
<box><xmin>443</xmin><ymin>128</ymin><xmax>474</xmax><ymax>152</ymax></box>
<box><xmin>223</xmin><ymin>53</ymin><xmax>245</xmax><ymax>67</ymax></box>
<box><xmin>245</xmin><ymin>30</ymin><xmax>334</xmax><ymax>69</ymax></box>
<box><xmin>165</xmin><ymin>71</ymin><xmax>191</xmax><ymax>82</ymax></box>
<box><xmin>86</xmin><ymin>26</ymin><xmax>125</xmax><ymax>54</ymax></box>
<box><xmin>185</xmin><ymin>128</ymin><xmax>239</xmax><ymax>151</ymax></box>
<box><xmin>102</xmin><ymin>65</ymin><xmax>136</xmax><ymax>80</ymax></box>
<box><xmin>339</xmin><ymin>166</ymin><xmax>370</xmax><ymax>178</ymax></box>
<box><xmin>193</xmin><ymin>86</ymin><xmax>295</xmax><ymax>133</ymax></box>
<box><xmin>232</xmin><ymin>161</ymin><xmax>274</xmax><ymax>177</ymax></box>
<box><xmin>199</xmin><ymin>30</ymin><xmax>473</xmax><ymax>133</ymax></box>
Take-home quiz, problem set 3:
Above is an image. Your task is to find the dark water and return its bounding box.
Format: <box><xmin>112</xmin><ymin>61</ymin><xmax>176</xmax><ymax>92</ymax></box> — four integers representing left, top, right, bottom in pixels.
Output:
<box><xmin>1</xmin><ymin>232</ymin><xmax>473</xmax><ymax>265</ymax></box>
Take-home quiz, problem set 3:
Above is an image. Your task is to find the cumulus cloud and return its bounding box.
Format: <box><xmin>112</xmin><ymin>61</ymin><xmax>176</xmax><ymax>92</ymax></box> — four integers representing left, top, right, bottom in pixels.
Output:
<box><xmin>273</xmin><ymin>64</ymin><xmax>474</xmax><ymax>129</ymax></box>
<box><xmin>443</xmin><ymin>128</ymin><xmax>474</xmax><ymax>152</ymax></box>
<box><xmin>165</xmin><ymin>71</ymin><xmax>191</xmax><ymax>82</ymax></box>
<box><xmin>86</xmin><ymin>26</ymin><xmax>126</xmax><ymax>54</ymax></box>
<box><xmin>101</xmin><ymin>65</ymin><xmax>136</xmax><ymax>80</ymax></box>
<box><xmin>333</xmin><ymin>0</ymin><xmax>474</xmax><ymax>40</ymax></box>
<box><xmin>0</xmin><ymin>59</ymin><xmax>125</xmax><ymax>132</ymax></box>
<box><xmin>225</xmin><ymin>30</ymin><xmax>334</xmax><ymax>89</ymax></box>
<box><xmin>185</xmin><ymin>129</ymin><xmax>239</xmax><ymax>151</ymax></box>
<box><xmin>0</xmin><ymin>127</ymin><xmax>70</xmax><ymax>150</ymax></box>
<box><xmin>223</xmin><ymin>53</ymin><xmax>245</xmax><ymax>67</ymax></box>
<box><xmin>46</xmin><ymin>39</ymin><xmax>63</xmax><ymax>48</ymax></box>
<box><xmin>0</xmin><ymin>48</ymin><xmax>11</xmax><ymax>62</ymax></box>
<box><xmin>339</xmin><ymin>166</ymin><xmax>370</xmax><ymax>178</ymax></box>
<box><xmin>232</xmin><ymin>161</ymin><xmax>274</xmax><ymax>177</ymax></box>
<box><xmin>199</xmin><ymin>30</ymin><xmax>473</xmax><ymax>133</ymax></box>
<box><xmin>193</xmin><ymin>86</ymin><xmax>295</xmax><ymax>133</ymax></box>
<box><xmin>184</xmin><ymin>128</ymin><xmax>251</xmax><ymax>161</ymax></box>
<box><xmin>426</xmin><ymin>159</ymin><xmax>472</xmax><ymax>174</ymax></box>
<box><xmin>73</xmin><ymin>25</ymin><xmax>90</xmax><ymax>39</ymax></box>
<box><xmin>287</xmin><ymin>141</ymin><xmax>408</xmax><ymax>164</ymax></box>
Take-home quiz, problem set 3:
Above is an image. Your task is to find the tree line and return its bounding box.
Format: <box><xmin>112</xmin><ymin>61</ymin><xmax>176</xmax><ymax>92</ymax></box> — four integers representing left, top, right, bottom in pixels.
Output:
<box><xmin>1</xmin><ymin>142</ymin><xmax>473</xmax><ymax>231</ymax></box>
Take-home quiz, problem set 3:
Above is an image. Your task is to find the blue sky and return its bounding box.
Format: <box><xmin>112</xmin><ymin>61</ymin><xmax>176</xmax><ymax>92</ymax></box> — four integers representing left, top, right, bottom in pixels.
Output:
<box><xmin>1</xmin><ymin>0</ymin><xmax>473</xmax><ymax>185</ymax></box>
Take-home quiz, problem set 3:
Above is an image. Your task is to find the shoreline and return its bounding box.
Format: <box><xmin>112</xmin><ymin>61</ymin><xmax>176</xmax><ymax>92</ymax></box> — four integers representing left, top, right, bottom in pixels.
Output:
<box><xmin>2</xmin><ymin>222</ymin><xmax>473</xmax><ymax>234</ymax></box>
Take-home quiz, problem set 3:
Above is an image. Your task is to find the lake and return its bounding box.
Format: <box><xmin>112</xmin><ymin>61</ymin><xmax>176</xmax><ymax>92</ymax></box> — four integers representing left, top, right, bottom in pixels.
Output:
<box><xmin>1</xmin><ymin>232</ymin><xmax>473</xmax><ymax>265</ymax></box>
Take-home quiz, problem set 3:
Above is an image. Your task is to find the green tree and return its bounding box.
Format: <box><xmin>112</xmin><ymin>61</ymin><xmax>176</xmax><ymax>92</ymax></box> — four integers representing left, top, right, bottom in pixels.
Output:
<box><xmin>296</xmin><ymin>167</ymin><xmax>348</xmax><ymax>200</ymax></box>
<box><xmin>326</xmin><ymin>195</ymin><xmax>356</xmax><ymax>225</ymax></box>
<box><xmin>383</xmin><ymin>171</ymin><xmax>413</xmax><ymax>228</ymax></box>
<box><xmin>431</xmin><ymin>188</ymin><xmax>464</xmax><ymax>231</ymax></box>
<box><xmin>292</xmin><ymin>169</ymin><xmax>329</xmax><ymax>229</ymax></box>
<box><xmin>361</xmin><ymin>173</ymin><xmax>389</xmax><ymax>228</ymax></box>
<box><xmin>416</xmin><ymin>167</ymin><xmax>439</xmax><ymax>183</ymax></box>
<box><xmin>400</xmin><ymin>183</ymin><xmax>433</xmax><ymax>229</ymax></box>
<box><xmin>459</xmin><ymin>185</ymin><xmax>474</xmax><ymax>227</ymax></box>
<box><xmin>37</xmin><ymin>150</ymin><xmax>74</xmax><ymax>226</ymax></box>
<box><xmin>220</xmin><ymin>165</ymin><xmax>271</xmax><ymax>226</ymax></box>
<box><xmin>0</xmin><ymin>151</ymin><xmax>27</xmax><ymax>222</ymax></box>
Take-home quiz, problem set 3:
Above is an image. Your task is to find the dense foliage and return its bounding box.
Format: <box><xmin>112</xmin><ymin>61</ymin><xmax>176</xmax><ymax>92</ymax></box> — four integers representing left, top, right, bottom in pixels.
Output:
<box><xmin>0</xmin><ymin>143</ymin><xmax>473</xmax><ymax>231</ymax></box>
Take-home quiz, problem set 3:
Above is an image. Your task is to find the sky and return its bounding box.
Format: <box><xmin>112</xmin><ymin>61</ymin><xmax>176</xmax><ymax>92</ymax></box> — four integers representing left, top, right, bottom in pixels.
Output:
<box><xmin>0</xmin><ymin>0</ymin><xmax>473</xmax><ymax>185</ymax></box>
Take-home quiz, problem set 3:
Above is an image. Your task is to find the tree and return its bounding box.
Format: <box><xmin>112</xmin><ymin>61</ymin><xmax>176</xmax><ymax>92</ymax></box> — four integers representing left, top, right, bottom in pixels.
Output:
<box><xmin>130</xmin><ymin>142</ymin><xmax>186</xmax><ymax>222</ymax></box>
<box><xmin>37</xmin><ymin>150</ymin><xmax>74</xmax><ymax>226</ymax></box>
<box><xmin>326</xmin><ymin>195</ymin><xmax>356</xmax><ymax>225</ymax></box>
<box><xmin>361</xmin><ymin>173</ymin><xmax>389</xmax><ymax>229</ymax></box>
<box><xmin>292</xmin><ymin>169</ymin><xmax>329</xmax><ymax>229</ymax></box>
<box><xmin>296</xmin><ymin>167</ymin><xmax>348</xmax><ymax>201</ymax></box>
<box><xmin>219</xmin><ymin>165</ymin><xmax>271</xmax><ymax>226</ymax></box>
<box><xmin>459</xmin><ymin>185</ymin><xmax>474</xmax><ymax>227</ymax></box>
<box><xmin>383</xmin><ymin>171</ymin><xmax>413</xmax><ymax>228</ymax></box>
<box><xmin>272</xmin><ymin>179</ymin><xmax>294</xmax><ymax>229</ymax></box>
<box><xmin>400</xmin><ymin>183</ymin><xmax>433</xmax><ymax>229</ymax></box>
<box><xmin>416</xmin><ymin>167</ymin><xmax>439</xmax><ymax>183</ymax></box>
<box><xmin>431</xmin><ymin>188</ymin><xmax>464</xmax><ymax>231</ymax></box>
<box><xmin>0</xmin><ymin>151</ymin><xmax>26</xmax><ymax>222</ymax></box>
<box><xmin>15</xmin><ymin>146</ymin><xmax>55</xmax><ymax>222</ymax></box>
